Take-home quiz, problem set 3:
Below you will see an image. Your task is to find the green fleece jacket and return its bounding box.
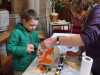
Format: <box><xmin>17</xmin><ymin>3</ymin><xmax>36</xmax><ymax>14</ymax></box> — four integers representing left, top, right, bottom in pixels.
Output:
<box><xmin>7</xmin><ymin>23</ymin><xmax>40</xmax><ymax>71</ymax></box>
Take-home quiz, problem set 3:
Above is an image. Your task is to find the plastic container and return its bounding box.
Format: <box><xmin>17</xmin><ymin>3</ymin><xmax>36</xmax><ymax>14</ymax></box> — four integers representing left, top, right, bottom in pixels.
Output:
<box><xmin>0</xmin><ymin>9</ymin><xmax>9</xmax><ymax>31</ymax></box>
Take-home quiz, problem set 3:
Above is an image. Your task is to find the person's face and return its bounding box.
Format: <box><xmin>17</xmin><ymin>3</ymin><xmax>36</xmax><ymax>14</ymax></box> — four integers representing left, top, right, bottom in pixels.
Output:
<box><xmin>23</xmin><ymin>19</ymin><xmax>39</xmax><ymax>32</ymax></box>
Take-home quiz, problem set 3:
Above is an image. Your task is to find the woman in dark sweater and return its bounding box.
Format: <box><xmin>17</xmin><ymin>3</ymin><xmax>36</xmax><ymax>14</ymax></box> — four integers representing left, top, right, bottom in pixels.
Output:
<box><xmin>44</xmin><ymin>0</ymin><xmax>100</xmax><ymax>75</ymax></box>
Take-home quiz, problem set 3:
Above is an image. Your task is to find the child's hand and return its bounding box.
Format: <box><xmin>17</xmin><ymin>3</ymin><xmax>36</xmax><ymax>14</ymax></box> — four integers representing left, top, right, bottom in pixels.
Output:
<box><xmin>27</xmin><ymin>44</ymin><xmax>34</xmax><ymax>54</ymax></box>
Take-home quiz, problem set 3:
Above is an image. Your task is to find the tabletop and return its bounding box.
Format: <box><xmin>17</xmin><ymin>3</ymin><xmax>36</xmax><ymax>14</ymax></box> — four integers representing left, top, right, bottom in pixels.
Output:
<box><xmin>22</xmin><ymin>45</ymin><xmax>93</xmax><ymax>75</ymax></box>
<box><xmin>22</xmin><ymin>57</ymin><xmax>80</xmax><ymax>75</ymax></box>
<box><xmin>22</xmin><ymin>46</ymin><xmax>82</xmax><ymax>75</ymax></box>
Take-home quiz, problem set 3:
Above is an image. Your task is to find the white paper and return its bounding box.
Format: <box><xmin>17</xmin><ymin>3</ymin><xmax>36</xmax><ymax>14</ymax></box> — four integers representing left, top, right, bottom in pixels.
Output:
<box><xmin>80</xmin><ymin>56</ymin><xmax>93</xmax><ymax>75</ymax></box>
<box><xmin>61</xmin><ymin>65</ymin><xmax>79</xmax><ymax>75</ymax></box>
<box><xmin>57</xmin><ymin>45</ymin><xmax>79</xmax><ymax>54</ymax></box>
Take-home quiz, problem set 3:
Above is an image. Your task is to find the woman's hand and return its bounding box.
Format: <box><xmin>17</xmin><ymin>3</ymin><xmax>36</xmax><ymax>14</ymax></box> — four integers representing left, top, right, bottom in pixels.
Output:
<box><xmin>43</xmin><ymin>38</ymin><xmax>57</xmax><ymax>48</ymax></box>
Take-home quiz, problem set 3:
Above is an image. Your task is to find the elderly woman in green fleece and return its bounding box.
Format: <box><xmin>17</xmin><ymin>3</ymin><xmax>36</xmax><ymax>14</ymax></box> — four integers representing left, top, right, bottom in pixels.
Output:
<box><xmin>7</xmin><ymin>9</ymin><xmax>40</xmax><ymax>75</ymax></box>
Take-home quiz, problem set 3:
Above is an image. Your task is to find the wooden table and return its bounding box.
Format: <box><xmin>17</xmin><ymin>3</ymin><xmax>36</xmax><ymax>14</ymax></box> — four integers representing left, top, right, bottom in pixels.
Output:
<box><xmin>0</xmin><ymin>23</ymin><xmax>14</xmax><ymax>44</ymax></box>
<box><xmin>0</xmin><ymin>31</ymin><xmax>10</xmax><ymax>43</ymax></box>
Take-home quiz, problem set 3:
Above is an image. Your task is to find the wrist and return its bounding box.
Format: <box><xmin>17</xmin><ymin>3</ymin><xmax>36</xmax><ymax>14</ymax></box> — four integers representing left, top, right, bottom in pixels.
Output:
<box><xmin>56</xmin><ymin>37</ymin><xmax>60</xmax><ymax>45</ymax></box>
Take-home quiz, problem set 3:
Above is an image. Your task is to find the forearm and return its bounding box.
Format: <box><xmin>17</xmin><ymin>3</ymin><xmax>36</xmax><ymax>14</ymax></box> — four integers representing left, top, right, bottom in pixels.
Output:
<box><xmin>58</xmin><ymin>34</ymin><xmax>84</xmax><ymax>46</ymax></box>
<box><xmin>7</xmin><ymin>45</ymin><xmax>27</xmax><ymax>56</ymax></box>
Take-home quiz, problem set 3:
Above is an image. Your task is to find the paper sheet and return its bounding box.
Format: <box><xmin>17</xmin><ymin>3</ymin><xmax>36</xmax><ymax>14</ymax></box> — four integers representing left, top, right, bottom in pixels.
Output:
<box><xmin>57</xmin><ymin>45</ymin><xmax>79</xmax><ymax>54</ymax></box>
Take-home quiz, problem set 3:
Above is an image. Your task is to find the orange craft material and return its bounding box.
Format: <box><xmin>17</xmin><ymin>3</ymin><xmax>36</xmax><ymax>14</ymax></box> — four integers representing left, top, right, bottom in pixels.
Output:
<box><xmin>38</xmin><ymin>48</ymin><xmax>53</xmax><ymax>65</ymax></box>
<box><xmin>37</xmin><ymin>64</ymin><xmax>47</xmax><ymax>73</ymax></box>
